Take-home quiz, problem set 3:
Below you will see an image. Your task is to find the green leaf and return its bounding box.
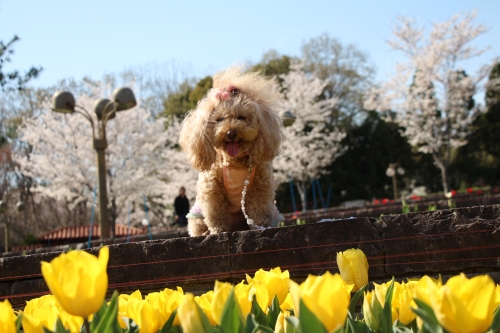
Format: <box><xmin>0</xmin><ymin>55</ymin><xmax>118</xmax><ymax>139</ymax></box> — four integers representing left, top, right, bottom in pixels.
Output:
<box><xmin>194</xmin><ymin>302</ymin><xmax>213</xmax><ymax>333</ymax></box>
<box><xmin>15</xmin><ymin>313</ymin><xmax>23</xmax><ymax>333</ymax></box>
<box><xmin>246</xmin><ymin>314</ymin><xmax>259</xmax><ymax>333</ymax></box>
<box><xmin>346</xmin><ymin>315</ymin><xmax>370</xmax><ymax>333</ymax></box>
<box><xmin>285</xmin><ymin>315</ymin><xmax>300</xmax><ymax>331</ymax></box>
<box><xmin>124</xmin><ymin>322</ymin><xmax>140</xmax><ymax>333</ymax></box>
<box><xmin>298</xmin><ymin>300</ymin><xmax>327</xmax><ymax>333</ymax></box>
<box><xmin>252</xmin><ymin>325</ymin><xmax>275</xmax><ymax>333</ymax></box>
<box><xmin>348</xmin><ymin>285</ymin><xmax>367</xmax><ymax>319</ymax></box>
<box><xmin>411</xmin><ymin>299</ymin><xmax>445</xmax><ymax>333</ymax></box>
<box><xmin>250</xmin><ymin>295</ymin><xmax>269</xmax><ymax>327</ymax></box>
<box><xmin>267</xmin><ymin>295</ymin><xmax>281</xmax><ymax>328</ymax></box>
<box><xmin>54</xmin><ymin>318</ymin><xmax>70</xmax><ymax>333</ymax></box>
<box><xmin>158</xmin><ymin>308</ymin><xmax>178</xmax><ymax>333</ymax></box>
<box><xmin>381</xmin><ymin>278</ymin><xmax>395</xmax><ymax>333</ymax></box>
<box><xmin>92</xmin><ymin>292</ymin><xmax>122</xmax><ymax>333</ymax></box>
<box><xmin>171</xmin><ymin>326</ymin><xmax>182</xmax><ymax>333</ymax></box>
<box><xmin>219</xmin><ymin>289</ymin><xmax>244</xmax><ymax>333</ymax></box>
<box><xmin>405</xmin><ymin>319</ymin><xmax>418</xmax><ymax>332</ymax></box>
<box><xmin>392</xmin><ymin>325</ymin><xmax>413</xmax><ymax>333</ymax></box>
<box><xmin>491</xmin><ymin>306</ymin><xmax>500</xmax><ymax>333</ymax></box>
<box><xmin>90</xmin><ymin>300</ymin><xmax>108</xmax><ymax>331</ymax></box>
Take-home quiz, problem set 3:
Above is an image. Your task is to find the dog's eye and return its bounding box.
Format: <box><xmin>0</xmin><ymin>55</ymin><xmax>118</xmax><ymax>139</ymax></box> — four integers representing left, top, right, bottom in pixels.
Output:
<box><xmin>237</xmin><ymin>116</ymin><xmax>246</xmax><ymax>121</ymax></box>
<box><xmin>216</xmin><ymin>117</ymin><xmax>224</xmax><ymax>122</ymax></box>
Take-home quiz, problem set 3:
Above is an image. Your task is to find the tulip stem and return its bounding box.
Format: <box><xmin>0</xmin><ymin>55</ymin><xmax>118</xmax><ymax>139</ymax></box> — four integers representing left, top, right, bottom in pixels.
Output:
<box><xmin>84</xmin><ymin>318</ymin><xmax>90</xmax><ymax>333</ymax></box>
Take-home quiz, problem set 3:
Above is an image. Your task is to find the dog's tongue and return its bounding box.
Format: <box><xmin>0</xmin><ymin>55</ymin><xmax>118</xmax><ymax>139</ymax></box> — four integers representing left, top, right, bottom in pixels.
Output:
<box><xmin>227</xmin><ymin>142</ymin><xmax>239</xmax><ymax>157</ymax></box>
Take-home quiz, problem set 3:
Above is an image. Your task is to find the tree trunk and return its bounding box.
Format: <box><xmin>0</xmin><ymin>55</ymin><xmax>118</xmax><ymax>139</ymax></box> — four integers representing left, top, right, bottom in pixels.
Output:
<box><xmin>433</xmin><ymin>154</ymin><xmax>449</xmax><ymax>193</ymax></box>
<box><xmin>296</xmin><ymin>181</ymin><xmax>308</xmax><ymax>212</ymax></box>
<box><xmin>110</xmin><ymin>197</ymin><xmax>117</xmax><ymax>241</ymax></box>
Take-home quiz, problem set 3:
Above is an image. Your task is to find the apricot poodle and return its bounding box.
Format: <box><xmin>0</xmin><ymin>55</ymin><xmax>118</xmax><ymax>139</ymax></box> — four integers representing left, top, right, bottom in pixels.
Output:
<box><xmin>179</xmin><ymin>66</ymin><xmax>284</xmax><ymax>236</ymax></box>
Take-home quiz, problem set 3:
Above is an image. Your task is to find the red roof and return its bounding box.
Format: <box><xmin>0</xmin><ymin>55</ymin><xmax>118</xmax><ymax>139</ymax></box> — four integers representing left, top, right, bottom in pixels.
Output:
<box><xmin>38</xmin><ymin>223</ymin><xmax>146</xmax><ymax>241</ymax></box>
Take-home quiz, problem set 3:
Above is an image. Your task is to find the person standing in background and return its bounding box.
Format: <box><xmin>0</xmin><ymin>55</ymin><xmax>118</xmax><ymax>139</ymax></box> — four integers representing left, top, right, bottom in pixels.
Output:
<box><xmin>173</xmin><ymin>186</ymin><xmax>189</xmax><ymax>227</ymax></box>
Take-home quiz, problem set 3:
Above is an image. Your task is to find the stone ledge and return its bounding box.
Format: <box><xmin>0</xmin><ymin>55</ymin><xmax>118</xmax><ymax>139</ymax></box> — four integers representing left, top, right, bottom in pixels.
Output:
<box><xmin>1</xmin><ymin>205</ymin><xmax>499</xmax><ymax>308</ymax></box>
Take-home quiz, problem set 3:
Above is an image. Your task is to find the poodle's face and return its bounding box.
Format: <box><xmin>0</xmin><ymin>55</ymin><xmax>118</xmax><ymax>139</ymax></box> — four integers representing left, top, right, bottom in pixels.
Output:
<box><xmin>207</xmin><ymin>93</ymin><xmax>260</xmax><ymax>160</ymax></box>
<box><xmin>179</xmin><ymin>67</ymin><xmax>283</xmax><ymax>171</ymax></box>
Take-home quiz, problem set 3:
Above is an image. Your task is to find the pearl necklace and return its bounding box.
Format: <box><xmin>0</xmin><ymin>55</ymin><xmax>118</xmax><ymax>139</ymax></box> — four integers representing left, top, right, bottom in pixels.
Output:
<box><xmin>241</xmin><ymin>161</ymin><xmax>253</xmax><ymax>225</ymax></box>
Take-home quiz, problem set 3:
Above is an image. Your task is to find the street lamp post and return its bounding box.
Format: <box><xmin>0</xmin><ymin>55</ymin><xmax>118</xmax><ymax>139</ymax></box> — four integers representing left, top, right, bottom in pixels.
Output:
<box><xmin>1</xmin><ymin>200</ymin><xmax>25</xmax><ymax>252</ymax></box>
<box><xmin>51</xmin><ymin>88</ymin><xmax>136</xmax><ymax>240</ymax></box>
<box><xmin>386</xmin><ymin>163</ymin><xmax>405</xmax><ymax>200</ymax></box>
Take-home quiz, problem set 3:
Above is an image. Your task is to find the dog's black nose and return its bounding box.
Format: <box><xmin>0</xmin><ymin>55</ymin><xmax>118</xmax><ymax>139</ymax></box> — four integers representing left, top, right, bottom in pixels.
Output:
<box><xmin>226</xmin><ymin>130</ymin><xmax>237</xmax><ymax>141</ymax></box>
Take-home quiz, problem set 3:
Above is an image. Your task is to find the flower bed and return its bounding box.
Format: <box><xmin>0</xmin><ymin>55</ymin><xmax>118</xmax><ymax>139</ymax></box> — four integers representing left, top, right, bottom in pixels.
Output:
<box><xmin>1</xmin><ymin>247</ymin><xmax>500</xmax><ymax>333</ymax></box>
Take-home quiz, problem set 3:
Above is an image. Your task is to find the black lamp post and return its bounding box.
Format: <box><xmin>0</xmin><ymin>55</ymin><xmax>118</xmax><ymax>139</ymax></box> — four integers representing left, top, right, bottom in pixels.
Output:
<box><xmin>51</xmin><ymin>88</ymin><xmax>136</xmax><ymax>240</ymax></box>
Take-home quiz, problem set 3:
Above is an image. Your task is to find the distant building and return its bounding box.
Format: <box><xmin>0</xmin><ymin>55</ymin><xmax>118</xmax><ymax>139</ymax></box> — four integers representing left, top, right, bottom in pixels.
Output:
<box><xmin>11</xmin><ymin>224</ymin><xmax>145</xmax><ymax>252</ymax></box>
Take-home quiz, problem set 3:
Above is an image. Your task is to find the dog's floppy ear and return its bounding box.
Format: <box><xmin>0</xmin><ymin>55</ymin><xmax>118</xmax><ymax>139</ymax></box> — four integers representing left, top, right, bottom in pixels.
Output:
<box><xmin>250</xmin><ymin>103</ymin><xmax>283</xmax><ymax>162</ymax></box>
<box><xmin>179</xmin><ymin>107</ymin><xmax>216</xmax><ymax>171</ymax></box>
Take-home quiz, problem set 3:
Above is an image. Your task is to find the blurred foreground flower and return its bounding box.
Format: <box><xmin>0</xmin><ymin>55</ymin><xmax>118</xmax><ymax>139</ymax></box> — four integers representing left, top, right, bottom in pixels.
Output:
<box><xmin>126</xmin><ymin>299</ymin><xmax>161</xmax><ymax>333</ymax></box>
<box><xmin>22</xmin><ymin>295</ymin><xmax>60</xmax><ymax>333</ymax></box>
<box><xmin>363</xmin><ymin>289</ymin><xmax>383</xmax><ymax>332</ymax></box>
<box><xmin>246</xmin><ymin>267</ymin><xmax>290</xmax><ymax>306</ymax></box>
<box><xmin>211</xmin><ymin>281</ymin><xmax>235</xmax><ymax>326</ymax></box>
<box><xmin>417</xmin><ymin>273</ymin><xmax>497</xmax><ymax>333</ymax></box>
<box><xmin>336</xmin><ymin>248</ymin><xmax>368</xmax><ymax>291</ymax></box>
<box><xmin>290</xmin><ymin>272</ymin><xmax>352</xmax><ymax>332</ymax></box>
<box><xmin>178</xmin><ymin>293</ymin><xmax>212</xmax><ymax>333</ymax></box>
<box><xmin>41</xmin><ymin>246</ymin><xmax>109</xmax><ymax>319</ymax></box>
<box><xmin>195</xmin><ymin>291</ymin><xmax>215</xmax><ymax>326</ymax></box>
<box><xmin>146</xmin><ymin>287</ymin><xmax>184</xmax><ymax>326</ymax></box>
<box><xmin>0</xmin><ymin>300</ymin><xmax>16</xmax><ymax>333</ymax></box>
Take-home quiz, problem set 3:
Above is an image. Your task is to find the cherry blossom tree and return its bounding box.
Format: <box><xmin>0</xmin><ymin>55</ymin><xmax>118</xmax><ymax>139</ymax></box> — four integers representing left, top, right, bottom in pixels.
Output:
<box><xmin>14</xmin><ymin>80</ymin><xmax>196</xmax><ymax>229</ymax></box>
<box><xmin>274</xmin><ymin>63</ymin><xmax>345</xmax><ymax>211</ymax></box>
<box><xmin>364</xmin><ymin>11</ymin><xmax>492</xmax><ymax>193</ymax></box>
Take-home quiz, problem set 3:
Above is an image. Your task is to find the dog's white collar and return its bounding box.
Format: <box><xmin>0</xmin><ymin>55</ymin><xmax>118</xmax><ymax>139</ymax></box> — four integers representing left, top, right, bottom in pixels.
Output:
<box><xmin>240</xmin><ymin>161</ymin><xmax>253</xmax><ymax>225</ymax></box>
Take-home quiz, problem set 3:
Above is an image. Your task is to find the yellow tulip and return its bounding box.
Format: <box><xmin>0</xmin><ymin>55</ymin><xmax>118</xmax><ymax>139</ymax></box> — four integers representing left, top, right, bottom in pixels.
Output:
<box><xmin>279</xmin><ymin>293</ymin><xmax>295</xmax><ymax>313</ymax></box>
<box><xmin>275</xmin><ymin>311</ymin><xmax>286</xmax><ymax>333</ymax></box>
<box><xmin>275</xmin><ymin>311</ymin><xmax>293</xmax><ymax>333</ymax></box>
<box><xmin>0</xmin><ymin>300</ymin><xmax>16</xmax><ymax>333</ymax></box>
<box><xmin>58</xmin><ymin>308</ymin><xmax>84</xmax><ymax>333</ymax></box>
<box><xmin>178</xmin><ymin>293</ymin><xmax>210</xmax><ymax>333</ymax></box>
<box><xmin>126</xmin><ymin>299</ymin><xmax>161</xmax><ymax>333</ymax></box>
<box><xmin>336</xmin><ymin>249</ymin><xmax>369</xmax><ymax>292</ymax></box>
<box><xmin>495</xmin><ymin>284</ymin><xmax>500</xmax><ymax>309</ymax></box>
<box><xmin>40</xmin><ymin>246</ymin><xmax>109</xmax><ymax>318</ymax></box>
<box><xmin>211</xmin><ymin>281</ymin><xmax>234</xmax><ymax>325</ymax></box>
<box><xmin>117</xmin><ymin>290</ymin><xmax>143</xmax><ymax>328</ymax></box>
<box><xmin>426</xmin><ymin>274</ymin><xmax>497</xmax><ymax>333</ymax></box>
<box><xmin>248</xmin><ymin>279</ymin><xmax>269</xmax><ymax>313</ymax></box>
<box><xmin>195</xmin><ymin>291</ymin><xmax>216</xmax><ymax>326</ymax></box>
<box><xmin>363</xmin><ymin>290</ymin><xmax>383</xmax><ymax>332</ymax></box>
<box><xmin>397</xmin><ymin>282</ymin><xmax>416</xmax><ymax>325</ymax></box>
<box><xmin>373</xmin><ymin>281</ymin><xmax>399</xmax><ymax>324</ymax></box>
<box><xmin>120</xmin><ymin>290</ymin><xmax>143</xmax><ymax>302</ymax></box>
<box><xmin>413</xmin><ymin>275</ymin><xmax>441</xmax><ymax>307</ymax></box>
<box><xmin>234</xmin><ymin>281</ymin><xmax>252</xmax><ymax>317</ymax></box>
<box><xmin>22</xmin><ymin>295</ymin><xmax>60</xmax><ymax>333</ymax></box>
<box><xmin>290</xmin><ymin>272</ymin><xmax>351</xmax><ymax>332</ymax></box>
<box><xmin>117</xmin><ymin>298</ymin><xmax>129</xmax><ymax>329</ymax></box>
<box><xmin>159</xmin><ymin>287</ymin><xmax>184</xmax><ymax>326</ymax></box>
<box><xmin>247</xmin><ymin>267</ymin><xmax>290</xmax><ymax>306</ymax></box>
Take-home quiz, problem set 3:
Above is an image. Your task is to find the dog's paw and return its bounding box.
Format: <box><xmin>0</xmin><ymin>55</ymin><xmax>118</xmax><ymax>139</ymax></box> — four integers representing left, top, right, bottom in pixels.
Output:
<box><xmin>249</xmin><ymin>224</ymin><xmax>266</xmax><ymax>230</ymax></box>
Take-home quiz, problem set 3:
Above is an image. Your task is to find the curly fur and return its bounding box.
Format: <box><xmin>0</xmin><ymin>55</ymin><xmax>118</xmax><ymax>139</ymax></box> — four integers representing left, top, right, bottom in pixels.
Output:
<box><xmin>179</xmin><ymin>66</ymin><xmax>284</xmax><ymax>236</ymax></box>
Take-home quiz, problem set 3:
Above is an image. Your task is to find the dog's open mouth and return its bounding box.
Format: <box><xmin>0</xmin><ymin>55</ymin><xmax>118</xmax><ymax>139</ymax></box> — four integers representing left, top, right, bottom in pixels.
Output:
<box><xmin>226</xmin><ymin>141</ymin><xmax>240</xmax><ymax>157</ymax></box>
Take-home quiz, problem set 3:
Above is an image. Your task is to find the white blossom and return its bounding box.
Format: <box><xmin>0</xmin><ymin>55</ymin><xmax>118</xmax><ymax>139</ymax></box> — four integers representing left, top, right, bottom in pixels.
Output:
<box><xmin>364</xmin><ymin>11</ymin><xmax>492</xmax><ymax>192</ymax></box>
<box><xmin>14</xmin><ymin>80</ymin><xmax>196</xmax><ymax>227</ymax></box>
<box><xmin>274</xmin><ymin>63</ymin><xmax>345</xmax><ymax>211</ymax></box>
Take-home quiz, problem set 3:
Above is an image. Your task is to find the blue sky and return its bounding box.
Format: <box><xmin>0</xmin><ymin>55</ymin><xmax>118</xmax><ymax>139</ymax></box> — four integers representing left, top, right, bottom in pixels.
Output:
<box><xmin>1</xmin><ymin>0</ymin><xmax>498</xmax><ymax>90</ymax></box>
